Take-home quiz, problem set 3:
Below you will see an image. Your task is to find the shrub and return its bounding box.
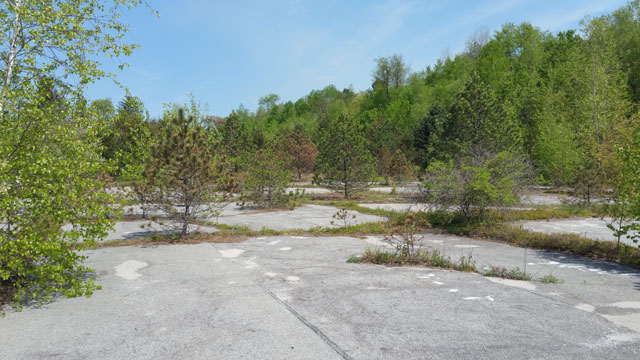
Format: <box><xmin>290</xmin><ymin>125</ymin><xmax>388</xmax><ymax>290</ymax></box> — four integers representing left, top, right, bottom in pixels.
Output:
<box><xmin>421</xmin><ymin>149</ymin><xmax>530</xmax><ymax>223</ymax></box>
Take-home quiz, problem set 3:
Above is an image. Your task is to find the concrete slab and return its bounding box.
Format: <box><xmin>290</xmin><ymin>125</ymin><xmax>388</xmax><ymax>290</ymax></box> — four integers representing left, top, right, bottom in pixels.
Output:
<box><xmin>214</xmin><ymin>204</ymin><xmax>385</xmax><ymax>231</ymax></box>
<box><xmin>62</xmin><ymin>220</ymin><xmax>219</xmax><ymax>243</ymax></box>
<box><xmin>517</xmin><ymin>218</ymin><xmax>639</xmax><ymax>246</ymax></box>
<box><xmin>2</xmin><ymin>236</ymin><xmax>639</xmax><ymax>359</ymax></box>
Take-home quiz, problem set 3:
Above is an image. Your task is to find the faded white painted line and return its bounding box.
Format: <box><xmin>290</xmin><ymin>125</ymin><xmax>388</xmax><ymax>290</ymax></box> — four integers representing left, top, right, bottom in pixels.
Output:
<box><xmin>285</xmin><ymin>276</ymin><xmax>300</xmax><ymax>282</ymax></box>
<box><xmin>115</xmin><ymin>260</ymin><xmax>148</xmax><ymax>280</ymax></box>
<box><xmin>219</xmin><ymin>249</ymin><xmax>244</xmax><ymax>258</ymax></box>
<box><xmin>464</xmin><ymin>297</ymin><xmax>486</xmax><ymax>301</ymax></box>
<box><xmin>486</xmin><ymin>277</ymin><xmax>537</xmax><ymax>291</ymax></box>
<box><xmin>366</xmin><ymin>286</ymin><xmax>388</xmax><ymax>290</ymax></box>
<box><xmin>607</xmin><ymin>301</ymin><xmax>640</xmax><ymax>310</ymax></box>
<box><xmin>449</xmin><ymin>289</ymin><xmax>458</xmax><ymax>293</ymax></box>
<box><xmin>433</xmin><ymin>281</ymin><xmax>444</xmax><ymax>285</ymax></box>
<box><xmin>278</xmin><ymin>247</ymin><xmax>292</xmax><ymax>251</ymax></box>
<box><xmin>454</xmin><ymin>244</ymin><xmax>482</xmax><ymax>248</ymax></box>
<box><xmin>263</xmin><ymin>271</ymin><xmax>277</xmax><ymax>277</ymax></box>
<box><xmin>485</xmin><ymin>295</ymin><xmax>495</xmax><ymax>302</ymax></box>
<box><xmin>292</xmin><ymin>236</ymin><xmax>307</xmax><ymax>239</ymax></box>
<box><xmin>575</xmin><ymin>304</ymin><xmax>596</xmax><ymax>313</ymax></box>
<box><xmin>268</xmin><ymin>240</ymin><xmax>281</xmax><ymax>245</ymax></box>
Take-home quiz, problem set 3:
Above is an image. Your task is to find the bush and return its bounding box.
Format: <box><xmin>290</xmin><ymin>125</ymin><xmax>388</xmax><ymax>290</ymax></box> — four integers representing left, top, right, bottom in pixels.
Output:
<box><xmin>421</xmin><ymin>150</ymin><xmax>530</xmax><ymax>223</ymax></box>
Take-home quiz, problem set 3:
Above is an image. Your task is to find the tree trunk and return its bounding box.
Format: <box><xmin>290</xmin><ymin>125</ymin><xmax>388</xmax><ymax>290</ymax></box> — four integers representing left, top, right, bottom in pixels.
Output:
<box><xmin>181</xmin><ymin>204</ymin><xmax>190</xmax><ymax>236</ymax></box>
<box><xmin>0</xmin><ymin>0</ymin><xmax>22</xmax><ymax>113</ymax></box>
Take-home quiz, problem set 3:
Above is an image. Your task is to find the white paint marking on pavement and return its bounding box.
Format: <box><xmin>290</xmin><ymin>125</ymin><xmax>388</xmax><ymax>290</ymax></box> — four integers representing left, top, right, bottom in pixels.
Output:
<box><xmin>454</xmin><ymin>244</ymin><xmax>482</xmax><ymax>248</ymax></box>
<box><xmin>486</xmin><ymin>277</ymin><xmax>537</xmax><ymax>291</ymax></box>
<box><xmin>464</xmin><ymin>297</ymin><xmax>483</xmax><ymax>301</ymax></box>
<box><xmin>433</xmin><ymin>281</ymin><xmax>444</xmax><ymax>285</ymax></box>
<box><xmin>575</xmin><ymin>304</ymin><xmax>596</xmax><ymax>313</ymax></box>
<box><xmin>219</xmin><ymin>249</ymin><xmax>245</xmax><ymax>258</ymax></box>
<box><xmin>278</xmin><ymin>247</ymin><xmax>292</xmax><ymax>251</ymax></box>
<box><xmin>285</xmin><ymin>276</ymin><xmax>300</xmax><ymax>282</ymax></box>
<box><xmin>264</xmin><ymin>272</ymin><xmax>277</xmax><ymax>277</ymax></box>
<box><xmin>115</xmin><ymin>260</ymin><xmax>148</xmax><ymax>280</ymax></box>
<box><xmin>485</xmin><ymin>296</ymin><xmax>495</xmax><ymax>302</ymax></box>
<box><xmin>607</xmin><ymin>301</ymin><xmax>640</xmax><ymax>310</ymax></box>
<box><xmin>292</xmin><ymin>236</ymin><xmax>307</xmax><ymax>239</ymax></box>
<box><xmin>366</xmin><ymin>286</ymin><xmax>388</xmax><ymax>290</ymax></box>
<box><xmin>268</xmin><ymin>240</ymin><xmax>281</xmax><ymax>245</ymax></box>
<box><xmin>244</xmin><ymin>257</ymin><xmax>258</xmax><ymax>269</ymax></box>
<box><xmin>540</xmin><ymin>261</ymin><xmax>560</xmax><ymax>265</ymax></box>
<box><xmin>449</xmin><ymin>289</ymin><xmax>458</xmax><ymax>293</ymax></box>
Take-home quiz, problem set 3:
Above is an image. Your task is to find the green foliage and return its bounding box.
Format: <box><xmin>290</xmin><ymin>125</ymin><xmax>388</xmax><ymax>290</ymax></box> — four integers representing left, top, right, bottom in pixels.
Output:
<box><xmin>483</xmin><ymin>266</ymin><xmax>531</xmax><ymax>281</ymax></box>
<box><xmin>470</xmin><ymin>223</ymin><xmax>640</xmax><ymax>266</ymax></box>
<box><xmin>146</xmin><ymin>109</ymin><xmax>228</xmax><ymax>236</ymax></box>
<box><xmin>539</xmin><ymin>274</ymin><xmax>562</xmax><ymax>284</ymax></box>
<box><xmin>449</xmin><ymin>72</ymin><xmax>522</xmax><ymax>155</ymax></box>
<box><xmin>241</xmin><ymin>148</ymin><xmax>291</xmax><ymax>208</ymax></box>
<box><xmin>315</xmin><ymin>114</ymin><xmax>377</xmax><ymax>199</ymax></box>
<box><xmin>102</xmin><ymin>94</ymin><xmax>152</xmax><ymax>180</ymax></box>
<box><xmin>372</xmin><ymin>54</ymin><xmax>410</xmax><ymax>100</ymax></box>
<box><xmin>422</xmin><ymin>151</ymin><xmax>529</xmax><ymax>223</ymax></box>
<box><xmin>0</xmin><ymin>0</ymin><xmax>150</xmax><ymax>305</ymax></box>
<box><xmin>0</xmin><ymin>91</ymin><xmax>116</xmax><ymax>304</ymax></box>
<box><xmin>218</xmin><ymin>111</ymin><xmax>253</xmax><ymax>175</ymax></box>
<box><xmin>358</xmin><ymin>247</ymin><xmax>475</xmax><ymax>272</ymax></box>
<box><xmin>606</xmin><ymin>126</ymin><xmax>640</xmax><ymax>248</ymax></box>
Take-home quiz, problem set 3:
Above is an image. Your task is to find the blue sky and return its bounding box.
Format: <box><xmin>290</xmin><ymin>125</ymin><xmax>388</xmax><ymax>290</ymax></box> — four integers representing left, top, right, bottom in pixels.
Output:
<box><xmin>85</xmin><ymin>0</ymin><xmax>629</xmax><ymax>118</ymax></box>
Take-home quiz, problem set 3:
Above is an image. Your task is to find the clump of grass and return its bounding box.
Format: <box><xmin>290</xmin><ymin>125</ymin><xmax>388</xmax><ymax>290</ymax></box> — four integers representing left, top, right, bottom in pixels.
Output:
<box><xmin>357</xmin><ymin>248</ymin><xmax>476</xmax><ymax>272</ymax></box>
<box><xmin>483</xmin><ymin>266</ymin><xmax>531</xmax><ymax>281</ymax></box>
<box><xmin>539</xmin><ymin>274</ymin><xmax>563</xmax><ymax>284</ymax></box>
<box><xmin>471</xmin><ymin>223</ymin><xmax>640</xmax><ymax>266</ymax></box>
<box><xmin>346</xmin><ymin>255</ymin><xmax>361</xmax><ymax>263</ymax></box>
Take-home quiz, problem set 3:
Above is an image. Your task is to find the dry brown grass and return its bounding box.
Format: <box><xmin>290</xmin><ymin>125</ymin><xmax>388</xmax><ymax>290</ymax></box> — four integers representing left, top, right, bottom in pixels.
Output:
<box><xmin>97</xmin><ymin>232</ymin><xmax>247</xmax><ymax>248</ymax></box>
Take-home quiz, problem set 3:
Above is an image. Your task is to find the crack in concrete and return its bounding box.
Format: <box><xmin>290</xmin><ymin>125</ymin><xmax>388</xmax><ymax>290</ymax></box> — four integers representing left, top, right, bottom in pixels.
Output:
<box><xmin>261</xmin><ymin>285</ymin><xmax>353</xmax><ymax>360</ymax></box>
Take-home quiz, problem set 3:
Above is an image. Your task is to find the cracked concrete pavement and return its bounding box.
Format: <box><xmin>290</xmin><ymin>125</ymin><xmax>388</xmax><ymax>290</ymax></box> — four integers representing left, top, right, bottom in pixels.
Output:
<box><xmin>2</xmin><ymin>232</ymin><xmax>639</xmax><ymax>359</ymax></box>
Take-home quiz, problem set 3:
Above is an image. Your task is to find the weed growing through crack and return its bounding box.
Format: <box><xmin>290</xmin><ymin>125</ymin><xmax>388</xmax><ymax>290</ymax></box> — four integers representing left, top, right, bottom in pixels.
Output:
<box><xmin>384</xmin><ymin>213</ymin><xmax>424</xmax><ymax>259</ymax></box>
<box><xmin>331</xmin><ymin>208</ymin><xmax>356</xmax><ymax>228</ymax></box>
<box><xmin>483</xmin><ymin>266</ymin><xmax>532</xmax><ymax>281</ymax></box>
<box><xmin>539</xmin><ymin>274</ymin><xmax>563</xmax><ymax>284</ymax></box>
